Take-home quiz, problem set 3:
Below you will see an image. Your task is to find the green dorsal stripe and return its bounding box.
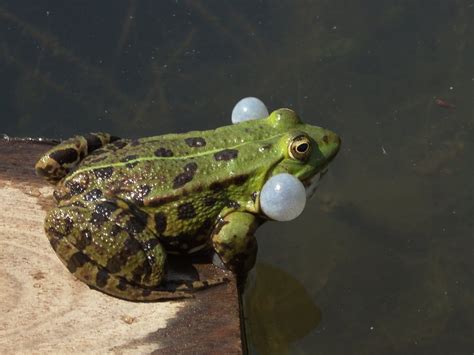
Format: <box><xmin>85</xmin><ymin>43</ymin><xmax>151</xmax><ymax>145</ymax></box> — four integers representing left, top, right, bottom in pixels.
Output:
<box><xmin>67</xmin><ymin>133</ymin><xmax>285</xmax><ymax>180</ymax></box>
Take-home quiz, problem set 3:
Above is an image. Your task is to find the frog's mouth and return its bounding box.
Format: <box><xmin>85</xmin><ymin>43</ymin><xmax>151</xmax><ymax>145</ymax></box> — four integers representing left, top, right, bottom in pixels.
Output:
<box><xmin>302</xmin><ymin>167</ymin><xmax>328</xmax><ymax>199</ymax></box>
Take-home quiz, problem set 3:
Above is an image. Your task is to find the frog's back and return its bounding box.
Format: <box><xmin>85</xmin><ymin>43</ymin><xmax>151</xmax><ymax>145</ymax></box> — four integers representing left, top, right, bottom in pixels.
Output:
<box><xmin>79</xmin><ymin>117</ymin><xmax>285</xmax><ymax>165</ymax></box>
<box><xmin>55</xmin><ymin>118</ymin><xmax>287</xmax><ymax>239</ymax></box>
<box><xmin>68</xmin><ymin>117</ymin><xmax>291</xmax><ymax>193</ymax></box>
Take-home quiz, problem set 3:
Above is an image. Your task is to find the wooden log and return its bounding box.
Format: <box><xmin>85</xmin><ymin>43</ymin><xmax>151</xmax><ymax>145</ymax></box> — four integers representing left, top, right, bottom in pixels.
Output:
<box><xmin>0</xmin><ymin>138</ymin><xmax>243</xmax><ymax>354</ymax></box>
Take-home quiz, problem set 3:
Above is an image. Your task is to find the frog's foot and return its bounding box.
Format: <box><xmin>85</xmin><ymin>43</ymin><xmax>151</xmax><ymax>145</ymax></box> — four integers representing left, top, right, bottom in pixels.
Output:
<box><xmin>163</xmin><ymin>277</ymin><xmax>230</xmax><ymax>291</ymax></box>
<box><xmin>35</xmin><ymin>133</ymin><xmax>119</xmax><ymax>183</ymax></box>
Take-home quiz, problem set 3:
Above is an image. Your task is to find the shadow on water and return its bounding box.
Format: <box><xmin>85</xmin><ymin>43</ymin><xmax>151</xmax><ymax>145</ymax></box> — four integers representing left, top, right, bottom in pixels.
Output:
<box><xmin>244</xmin><ymin>262</ymin><xmax>321</xmax><ymax>355</ymax></box>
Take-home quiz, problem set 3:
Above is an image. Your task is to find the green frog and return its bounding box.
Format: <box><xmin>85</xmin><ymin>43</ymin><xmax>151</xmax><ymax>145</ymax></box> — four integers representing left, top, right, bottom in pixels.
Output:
<box><xmin>35</xmin><ymin>109</ymin><xmax>340</xmax><ymax>301</ymax></box>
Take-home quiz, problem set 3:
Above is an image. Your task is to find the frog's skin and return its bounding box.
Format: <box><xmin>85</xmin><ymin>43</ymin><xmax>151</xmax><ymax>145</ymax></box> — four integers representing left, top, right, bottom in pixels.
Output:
<box><xmin>35</xmin><ymin>109</ymin><xmax>340</xmax><ymax>301</ymax></box>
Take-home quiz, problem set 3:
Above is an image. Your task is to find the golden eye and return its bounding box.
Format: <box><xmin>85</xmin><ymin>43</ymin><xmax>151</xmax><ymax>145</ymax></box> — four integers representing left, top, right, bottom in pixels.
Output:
<box><xmin>289</xmin><ymin>135</ymin><xmax>311</xmax><ymax>160</ymax></box>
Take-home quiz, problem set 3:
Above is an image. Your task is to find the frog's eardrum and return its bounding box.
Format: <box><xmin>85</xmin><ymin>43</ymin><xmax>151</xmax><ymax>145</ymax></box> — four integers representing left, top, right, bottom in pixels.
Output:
<box><xmin>260</xmin><ymin>173</ymin><xmax>306</xmax><ymax>221</ymax></box>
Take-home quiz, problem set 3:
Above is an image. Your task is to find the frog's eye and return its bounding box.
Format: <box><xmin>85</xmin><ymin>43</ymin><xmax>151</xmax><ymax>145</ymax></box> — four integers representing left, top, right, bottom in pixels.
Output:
<box><xmin>289</xmin><ymin>135</ymin><xmax>311</xmax><ymax>160</ymax></box>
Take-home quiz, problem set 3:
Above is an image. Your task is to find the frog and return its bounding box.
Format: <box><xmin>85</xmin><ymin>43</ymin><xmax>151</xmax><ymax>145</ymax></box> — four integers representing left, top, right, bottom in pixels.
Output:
<box><xmin>35</xmin><ymin>108</ymin><xmax>340</xmax><ymax>301</ymax></box>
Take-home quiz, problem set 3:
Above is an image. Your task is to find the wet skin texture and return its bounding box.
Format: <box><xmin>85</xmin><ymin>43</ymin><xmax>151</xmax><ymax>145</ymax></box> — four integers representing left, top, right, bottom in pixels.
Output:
<box><xmin>35</xmin><ymin>109</ymin><xmax>340</xmax><ymax>301</ymax></box>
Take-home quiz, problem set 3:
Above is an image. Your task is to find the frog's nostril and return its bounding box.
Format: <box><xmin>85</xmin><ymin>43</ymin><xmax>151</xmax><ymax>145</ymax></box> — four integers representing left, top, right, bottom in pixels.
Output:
<box><xmin>331</xmin><ymin>136</ymin><xmax>341</xmax><ymax>158</ymax></box>
<box><xmin>325</xmin><ymin>130</ymin><xmax>341</xmax><ymax>146</ymax></box>
<box><xmin>321</xmin><ymin>130</ymin><xmax>341</xmax><ymax>160</ymax></box>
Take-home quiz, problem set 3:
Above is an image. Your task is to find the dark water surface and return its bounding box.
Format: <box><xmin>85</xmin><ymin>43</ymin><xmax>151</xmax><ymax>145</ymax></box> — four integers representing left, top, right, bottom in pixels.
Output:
<box><xmin>1</xmin><ymin>1</ymin><xmax>472</xmax><ymax>354</ymax></box>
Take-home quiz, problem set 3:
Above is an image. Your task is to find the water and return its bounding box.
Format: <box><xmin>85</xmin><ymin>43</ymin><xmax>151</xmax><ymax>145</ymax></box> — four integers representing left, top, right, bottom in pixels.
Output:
<box><xmin>1</xmin><ymin>1</ymin><xmax>472</xmax><ymax>354</ymax></box>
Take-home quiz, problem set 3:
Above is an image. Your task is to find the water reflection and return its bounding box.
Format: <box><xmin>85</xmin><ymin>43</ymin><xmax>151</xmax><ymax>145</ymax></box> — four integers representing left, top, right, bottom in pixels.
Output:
<box><xmin>244</xmin><ymin>262</ymin><xmax>321</xmax><ymax>354</ymax></box>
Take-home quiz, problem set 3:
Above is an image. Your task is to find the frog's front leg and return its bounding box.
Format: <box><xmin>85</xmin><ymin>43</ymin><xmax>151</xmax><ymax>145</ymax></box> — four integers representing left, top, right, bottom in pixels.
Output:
<box><xmin>211</xmin><ymin>212</ymin><xmax>262</xmax><ymax>275</ymax></box>
<box><xmin>45</xmin><ymin>200</ymin><xmax>192</xmax><ymax>301</ymax></box>
<box><xmin>35</xmin><ymin>133</ymin><xmax>119</xmax><ymax>183</ymax></box>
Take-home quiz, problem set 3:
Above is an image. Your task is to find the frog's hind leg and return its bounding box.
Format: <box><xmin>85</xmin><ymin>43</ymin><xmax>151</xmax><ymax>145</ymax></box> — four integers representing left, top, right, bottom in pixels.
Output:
<box><xmin>51</xmin><ymin>240</ymin><xmax>194</xmax><ymax>301</ymax></box>
<box><xmin>35</xmin><ymin>133</ymin><xmax>119</xmax><ymax>183</ymax></box>
<box><xmin>45</xmin><ymin>202</ymin><xmax>225</xmax><ymax>301</ymax></box>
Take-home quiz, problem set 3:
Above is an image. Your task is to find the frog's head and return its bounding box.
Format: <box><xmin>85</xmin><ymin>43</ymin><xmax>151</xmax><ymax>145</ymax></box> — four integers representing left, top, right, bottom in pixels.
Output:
<box><xmin>267</xmin><ymin>109</ymin><xmax>341</xmax><ymax>198</ymax></box>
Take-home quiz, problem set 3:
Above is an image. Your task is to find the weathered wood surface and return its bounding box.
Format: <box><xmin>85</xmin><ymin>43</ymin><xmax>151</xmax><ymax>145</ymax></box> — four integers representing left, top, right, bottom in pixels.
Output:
<box><xmin>0</xmin><ymin>138</ymin><xmax>242</xmax><ymax>354</ymax></box>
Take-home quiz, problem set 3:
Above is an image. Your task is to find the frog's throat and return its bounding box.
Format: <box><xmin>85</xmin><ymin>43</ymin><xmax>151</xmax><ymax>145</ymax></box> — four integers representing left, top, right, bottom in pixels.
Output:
<box><xmin>302</xmin><ymin>166</ymin><xmax>328</xmax><ymax>199</ymax></box>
